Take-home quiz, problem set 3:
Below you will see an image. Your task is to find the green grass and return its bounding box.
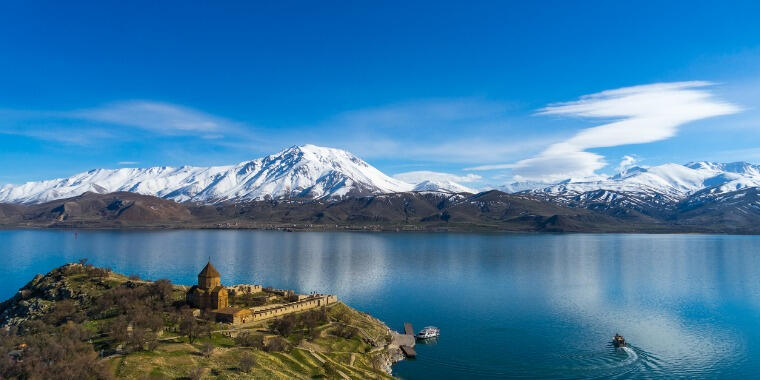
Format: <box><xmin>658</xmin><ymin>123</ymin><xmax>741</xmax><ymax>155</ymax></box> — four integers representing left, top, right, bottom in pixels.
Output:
<box><xmin>199</xmin><ymin>332</ymin><xmax>236</xmax><ymax>348</ymax></box>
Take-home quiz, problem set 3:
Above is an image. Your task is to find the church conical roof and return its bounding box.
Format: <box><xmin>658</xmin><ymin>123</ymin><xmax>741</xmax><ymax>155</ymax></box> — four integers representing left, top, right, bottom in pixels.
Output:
<box><xmin>198</xmin><ymin>261</ymin><xmax>221</xmax><ymax>278</ymax></box>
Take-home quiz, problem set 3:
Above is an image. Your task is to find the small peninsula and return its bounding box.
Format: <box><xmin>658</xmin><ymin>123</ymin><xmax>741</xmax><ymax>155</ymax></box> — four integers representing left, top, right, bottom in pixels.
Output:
<box><xmin>0</xmin><ymin>262</ymin><xmax>402</xmax><ymax>379</ymax></box>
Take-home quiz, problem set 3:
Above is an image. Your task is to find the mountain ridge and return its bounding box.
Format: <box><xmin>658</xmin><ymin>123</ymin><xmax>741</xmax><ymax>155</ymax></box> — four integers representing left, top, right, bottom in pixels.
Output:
<box><xmin>2</xmin><ymin>188</ymin><xmax>759</xmax><ymax>233</ymax></box>
<box><xmin>3</xmin><ymin>145</ymin><xmax>760</xmax><ymax>231</ymax></box>
<box><xmin>511</xmin><ymin>160</ymin><xmax>760</xmax><ymax>202</ymax></box>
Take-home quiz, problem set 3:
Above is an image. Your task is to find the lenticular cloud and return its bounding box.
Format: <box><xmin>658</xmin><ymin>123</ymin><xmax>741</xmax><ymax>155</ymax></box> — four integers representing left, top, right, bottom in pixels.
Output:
<box><xmin>473</xmin><ymin>81</ymin><xmax>741</xmax><ymax>181</ymax></box>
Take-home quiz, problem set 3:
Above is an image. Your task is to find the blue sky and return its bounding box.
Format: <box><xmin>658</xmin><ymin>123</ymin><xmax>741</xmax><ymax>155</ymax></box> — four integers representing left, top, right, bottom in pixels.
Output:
<box><xmin>1</xmin><ymin>1</ymin><xmax>759</xmax><ymax>187</ymax></box>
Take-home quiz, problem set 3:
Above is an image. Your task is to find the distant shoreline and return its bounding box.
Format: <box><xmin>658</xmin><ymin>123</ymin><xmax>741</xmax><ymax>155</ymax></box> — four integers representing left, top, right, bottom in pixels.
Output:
<box><xmin>2</xmin><ymin>191</ymin><xmax>757</xmax><ymax>234</ymax></box>
<box><xmin>0</xmin><ymin>225</ymin><xmax>748</xmax><ymax>235</ymax></box>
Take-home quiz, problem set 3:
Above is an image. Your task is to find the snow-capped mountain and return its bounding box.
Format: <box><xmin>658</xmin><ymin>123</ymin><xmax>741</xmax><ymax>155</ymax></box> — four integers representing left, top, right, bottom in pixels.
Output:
<box><xmin>490</xmin><ymin>161</ymin><xmax>760</xmax><ymax>222</ymax></box>
<box><xmin>412</xmin><ymin>180</ymin><xmax>477</xmax><ymax>194</ymax></box>
<box><xmin>0</xmin><ymin>145</ymin><xmax>415</xmax><ymax>204</ymax></box>
<box><xmin>3</xmin><ymin>144</ymin><xmax>760</xmax><ymax>210</ymax></box>
<box><xmin>509</xmin><ymin>161</ymin><xmax>760</xmax><ymax>201</ymax></box>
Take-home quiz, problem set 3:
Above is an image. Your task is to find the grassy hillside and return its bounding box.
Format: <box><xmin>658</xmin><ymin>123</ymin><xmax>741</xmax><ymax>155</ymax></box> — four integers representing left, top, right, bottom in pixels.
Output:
<box><xmin>0</xmin><ymin>263</ymin><xmax>398</xmax><ymax>379</ymax></box>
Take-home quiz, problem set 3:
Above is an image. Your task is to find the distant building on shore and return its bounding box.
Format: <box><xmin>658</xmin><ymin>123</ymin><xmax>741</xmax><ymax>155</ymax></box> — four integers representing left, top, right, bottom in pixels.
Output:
<box><xmin>186</xmin><ymin>261</ymin><xmax>228</xmax><ymax>310</ymax></box>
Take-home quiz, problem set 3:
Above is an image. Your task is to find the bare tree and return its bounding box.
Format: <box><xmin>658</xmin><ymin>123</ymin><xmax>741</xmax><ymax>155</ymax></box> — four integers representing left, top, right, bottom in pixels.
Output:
<box><xmin>179</xmin><ymin>310</ymin><xmax>199</xmax><ymax>343</ymax></box>
<box><xmin>188</xmin><ymin>367</ymin><xmax>206</xmax><ymax>380</ymax></box>
<box><xmin>201</xmin><ymin>342</ymin><xmax>214</xmax><ymax>357</ymax></box>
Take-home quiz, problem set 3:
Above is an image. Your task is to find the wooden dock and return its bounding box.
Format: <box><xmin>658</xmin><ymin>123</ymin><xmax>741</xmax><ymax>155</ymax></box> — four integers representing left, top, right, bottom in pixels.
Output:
<box><xmin>399</xmin><ymin>322</ymin><xmax>417</xmax><ymax>358</ymax></box>
<box><xmin>400</xmin><ymin>345</ymin><xmax>416</xmax><ymax>358</ymax></box>
<box><xmin>391</xmin><ymin>331</ymin><xmax>415</xmax><ymax>347</ymax></box>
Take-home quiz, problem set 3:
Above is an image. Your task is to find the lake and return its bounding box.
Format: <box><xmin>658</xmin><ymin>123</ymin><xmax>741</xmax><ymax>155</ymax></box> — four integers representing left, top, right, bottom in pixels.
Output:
<box><xmin>2</xmin><ymin>230</ymin><xmax>760</xmax><ymax>379</ymax></box>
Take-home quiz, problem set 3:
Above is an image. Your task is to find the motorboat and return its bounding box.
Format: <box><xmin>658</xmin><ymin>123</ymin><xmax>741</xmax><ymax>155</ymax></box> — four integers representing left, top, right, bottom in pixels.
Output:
<box><xmin>416</xmin><ymin>326</ymin><xmax>440</xmax><ymax>339</ymax></box>
<box><xmin>612</xmin><ymin>333</ymin><xmax>626</xmax><ymax>348</ymax></box>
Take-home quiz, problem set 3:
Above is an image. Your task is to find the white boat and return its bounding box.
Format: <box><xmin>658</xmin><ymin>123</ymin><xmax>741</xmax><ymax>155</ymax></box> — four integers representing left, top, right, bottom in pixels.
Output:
<box><xmin>416</xmin><ymin>326</ymin><xmax>440</xmax><ymax>339</ymax></box>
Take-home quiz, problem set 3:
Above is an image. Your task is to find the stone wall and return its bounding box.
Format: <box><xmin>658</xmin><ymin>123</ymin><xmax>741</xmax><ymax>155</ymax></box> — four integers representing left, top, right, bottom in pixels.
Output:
<box><xmin>249</xmin><ymin>294</ymin><xmax>338</xmax><ymax>322</ymax></box>
<box><xmin>227</xmin><ymin>284</ymin><xmax>262</xmax><ymax>296</ymax></box>
<box><xmin>215</xmin><ymin>308</ymin><xmax>252</xmax><ymax>324</ymax></box>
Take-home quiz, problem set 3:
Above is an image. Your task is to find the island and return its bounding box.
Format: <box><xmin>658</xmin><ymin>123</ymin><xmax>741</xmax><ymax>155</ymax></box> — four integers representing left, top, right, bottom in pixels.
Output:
<box><xmin>0</xmin><ymin>261</ymin><xmax>404</xmax><ymax>379</ymax></box>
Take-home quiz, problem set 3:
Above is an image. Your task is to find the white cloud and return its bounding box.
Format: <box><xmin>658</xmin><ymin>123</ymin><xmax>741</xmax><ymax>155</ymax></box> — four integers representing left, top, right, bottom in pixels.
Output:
<box><xmin>0</xmin><ymin>126</ymin><xmax>117</xmax><ymax>145</ymax></box>
<box><xmin>0</xmin><ymin>97</ymin><xmax>548</xmax><ymax>164</ymax></box>
<box><xmin>393</xmin><ymin>170</ymin><xmax>482</xmax><ymax>184</ymax></box>
<box><xmin>0</xmin><ymin>101</ymin><xmax>253</xmax><ymax>146</ymax></box>
<box><xmin>469</xmin><ymin>81</ymin><xmax>741</xmax><ymax>181</ymax></box>
<box><xmin>74</xmin><ymin>101</ymin><xmax>241</xmax><ymax>135</ymax></box>
<box><xmin>615</xmin><ymin>155</ymin><xmax>639</xmax><ymax>173</ymax></box>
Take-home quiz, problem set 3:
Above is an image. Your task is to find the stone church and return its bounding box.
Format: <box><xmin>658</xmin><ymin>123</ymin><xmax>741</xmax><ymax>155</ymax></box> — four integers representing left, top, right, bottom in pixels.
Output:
<box><xmin>187</xmin><ymin>261</ymin><xmax>228</xmax><ymax>310</ymax></box>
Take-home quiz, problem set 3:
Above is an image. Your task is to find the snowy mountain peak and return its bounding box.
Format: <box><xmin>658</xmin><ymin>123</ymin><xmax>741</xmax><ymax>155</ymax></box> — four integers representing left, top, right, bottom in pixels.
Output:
<box><xmin>509</xmin><ymin>161</ymin><xmax>760</xmax><ymax>200</ymax></box>
<box><xmin>0</xmin><ymin>145</ymin><xmax>414</xmax><ymax>204</ymax></box>
<box><xmin>610</xmin><ymin>166</ymin><xmax>648</xmax><ymax>180</ymax></box>
<box><xmin>412</xmin><ymin>180</ymin><xmax>476</xmax><ymax>194</ymax></box>
<box><xmin>685</xmin><ymin>161</ymin><xmax>760</xmax><ymax>175</ymax></box>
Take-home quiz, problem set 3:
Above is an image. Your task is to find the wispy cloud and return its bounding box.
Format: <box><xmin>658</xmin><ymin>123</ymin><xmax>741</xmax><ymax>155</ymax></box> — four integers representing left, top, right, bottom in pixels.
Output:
<box><xmin>328</xmin><ymin>98</ymin><xmax>509</xmax><ymax>131</ymax></box>
<box><xmin>0</xmin><ymin>100</ymin><xmax>250</xmax><ymax>146</ymax></box>
<box><xmin>469</xmin><ymin>81</ymin><xmax>741</xmax><ymax>181</ymax></box>
<box><xmin>299</xmin><ymin>98</ymin><xmax>553</xmax><ymax>163</ymax></box>
<box><xmin>615</xmin><ymin>155</ymin><xmax>639</xmax><ymax>173</ymax></box>
<box><xmin>393</xmin><ymin>171</ymin><xmax>482</xmax><ymax>184</ymax></box>
<box><xmin>341</xmin><ymin>136</ymin><xmax>553</xmax><ymax>164</ymax></box>
<box><xmin>73</xmin><ymin>101</ymin><xmax>241</xmax><ymax>135</ymax></box>
<box><xmin>1</xmin><ymin>126</ymin><xmax>117</xmax><ymax>145</ymax></box>
<box><xmin>117</xmin><ymin>161</ymin><xmax>139</xmax><ymax>165</ymax></box>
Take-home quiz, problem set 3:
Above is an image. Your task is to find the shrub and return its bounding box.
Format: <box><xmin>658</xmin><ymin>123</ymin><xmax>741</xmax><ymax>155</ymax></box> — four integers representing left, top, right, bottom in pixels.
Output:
<box><xmin>87</xmin><ymin>266</ymin><xmax>112</xmax><ymax>278</ymax></box>
<box><xmin>188</xmin><ymin>367</ymin><xmax>206</xmax><ymax>380</ymax></box>
<box><xmin>201</xmin><ymin>342</ymin><xmax>214</xmax><ymax>357</ymax></box>
<box><xmin>0</xmin><ymin>323</ymin><xmax>113</xmax><ymax>379</ymax></box>
<box><xmin>334</xmin><ymin>325</ymin><xmax>359</xmax><ymax>339</ymax></box>
<box><xmin>323</xmin><ymin>362</ymin><xmax>339</xmax><ymax>378</ymax></box>
<box><xmin>45</xmin><ymin>299</ymin><xmax>86</xmax><ymax>326</ymax></box>
<box><xmin>234</xmin><ymin>331</ymin><xmax>265</xmax><ymax>349</ymax></box>
<box><xmin>239</xmin><ymin>352</ymin><xmax>256</xmax><ymax>373</ymax></box>
<box><xmin>150</xmin><ymin>279</ymin><xmax>173</xmax><ymax>303</ymax></box>
<box><xmin>271</xmin><ymin>314</ymin><xmax>295</xmax><ymax>337</ymax></box>
<box><xmin>301</xmin><ymin>308</ymin><xmax>328</xmax><ymax>331</ymax></box>
<box><xmin>264</xmin><ymin>336</ymin><xmax>288</xmax><ymax>352</ymax></box>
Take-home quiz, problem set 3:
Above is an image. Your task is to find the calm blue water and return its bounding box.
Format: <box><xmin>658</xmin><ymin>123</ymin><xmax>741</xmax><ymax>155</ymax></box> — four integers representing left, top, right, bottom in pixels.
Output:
<box><xmin>2</xmin><ymin>230</ymin><xmax>760</xmax><ymax>379</ymax></box>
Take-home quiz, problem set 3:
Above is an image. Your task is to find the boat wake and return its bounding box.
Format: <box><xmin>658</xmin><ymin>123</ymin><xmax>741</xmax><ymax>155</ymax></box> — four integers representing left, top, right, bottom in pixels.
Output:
<box><xmin>548</xmin><ymin>343</ymin><xmax>647</xmax><ymax>379</ymax></box>
<box><xmin>618</xmin><ymin>346</ymin><xmax>639</xmax><ymax>367</ymax></box>
<box><xmin>402</xmin><ymin>344</ymin><xmax>652</xmax><ymax>379</ymax></box>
